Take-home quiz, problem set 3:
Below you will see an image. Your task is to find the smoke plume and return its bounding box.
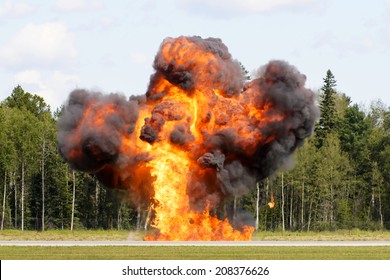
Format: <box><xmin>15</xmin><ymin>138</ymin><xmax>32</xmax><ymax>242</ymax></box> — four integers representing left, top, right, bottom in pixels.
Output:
<box><xmin>57</xmin><ymin>36</ymin><xmax>319</xmax><ymax>240</ymax></box>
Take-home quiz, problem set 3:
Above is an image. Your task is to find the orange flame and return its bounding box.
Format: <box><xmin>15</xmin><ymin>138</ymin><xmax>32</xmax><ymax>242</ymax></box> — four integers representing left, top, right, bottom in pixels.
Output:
<box><xmin>142</xmin><ymin>140</ymin><xmax>254</xmax><ymax>241</ymax></box>
<box><xmin>268</xmin><ymin>192</ymin><xmax>275</xmax><ymax>209</ymax></box>
<box><xmin>59</xmin><ymin>36</ymin><xmax>318</xmax><ymax>241</ymax></box>
<box><xmin>139</xmin><ymin>80</ymin><xmax>256</xmax><ymax>240</ymax></box>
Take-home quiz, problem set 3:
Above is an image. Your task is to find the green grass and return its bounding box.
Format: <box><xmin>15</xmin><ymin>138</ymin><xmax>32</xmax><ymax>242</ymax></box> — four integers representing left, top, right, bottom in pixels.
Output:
<box><xmin>0</xmin><ymin>246</ymin><xmax>389</xmax><ymax>260</ymax></box>
<box><xmin>2</xmin><ymin>230</ymin><xmax>390</xmax><ymax>260</ymax></box>
<box><xmin>0</xmin><ymin>229</ymin><xmax>132</xmax><ymax>241</ymax></box>
<box><xmin>1</xmin><ymin>229</ymin><xmax>390</xmax><ymax>241</ymax></box>
<box><xmin>251</xmin><ymin>229</ymin><xmax>390</xmax><ymax>241</ymax></box>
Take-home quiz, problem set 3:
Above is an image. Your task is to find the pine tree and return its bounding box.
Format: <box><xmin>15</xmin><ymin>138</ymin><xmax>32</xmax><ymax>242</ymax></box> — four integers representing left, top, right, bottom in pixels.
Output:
<box><xmin>239</xmin><ymin>62</ymin><xmax>251</xmax><ymax>82</ymax></box>
<box><xmin>4</xmin><ymin>85</ymin><xmax>50</xmax><ymax>117</ymax></box>
<box><xmin>315</xmin><ymin>70</ymin><xmax>337</xmax><ymax>148</ymax></box>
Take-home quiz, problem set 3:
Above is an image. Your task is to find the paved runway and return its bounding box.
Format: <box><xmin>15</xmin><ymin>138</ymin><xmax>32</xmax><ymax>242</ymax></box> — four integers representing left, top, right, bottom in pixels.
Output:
<box><xmin>1</xmin><ymin>240</ymin><xmax>390</xmax><ymax>246</ymax></box>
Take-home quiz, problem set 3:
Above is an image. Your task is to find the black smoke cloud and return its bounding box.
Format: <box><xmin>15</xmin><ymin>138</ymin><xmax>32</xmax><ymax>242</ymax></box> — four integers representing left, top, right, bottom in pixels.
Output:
<box><xmin>247</xmin><ymin>60</ymin><xmax>320</xmax><ymax>180</ymax></box>
<box><xmin>57</xmin><ymin>36</ymin><xmax>319</xmax><ymax>210</ymax></box>
<box><xmin>147</xmin><ymin>36</ymin><xmax>244</xmax><ymax>99</ymax></box>
<box><xmin>57</xmin><ymin>89</ymin><xmax>140</xmax><ymax>173</ymax></box>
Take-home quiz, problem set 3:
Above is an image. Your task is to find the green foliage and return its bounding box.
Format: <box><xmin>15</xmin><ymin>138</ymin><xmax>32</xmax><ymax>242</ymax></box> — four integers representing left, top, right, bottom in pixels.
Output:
<box><xmin>3</xmin><ymin>85</ymin><xmax>50</xmax><ymax>118</ymax></box>
<box><xmin>315</xmin><ymin>70</ymin><xmax>337</xmax><ymax>148</ymax></box>
<box><xmin>0</xmin><ymin>83</ymin><xmax>389</xmax><ymax>233</ymax></box>
<box><xmin>339</xmin><ymin>104</ymin><xmax>368</xmax><ymax>148</ymax></box>
<box><xmin>0</xmin><ymin>107</ymin><xmax>17</xmax><ymax>172</ymax></box>
<box><xmin>257</xmin><ymin>70</ymin><xmax>389</xmax><ymax>232</ymax></box>
<box><xmin>0</xmin><ymin>85</ymin><xmax>136</xmax><ymax>231</ymax></box>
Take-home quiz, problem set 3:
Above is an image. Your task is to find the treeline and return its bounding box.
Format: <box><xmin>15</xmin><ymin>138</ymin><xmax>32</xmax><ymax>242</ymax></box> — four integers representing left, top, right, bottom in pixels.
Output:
<box><xmin>0</xmin><ymin>70</ymin><xmax>389</xmax><ymax>232</ymax></box>
<box><xmin>242</xmin><ymin>71</ymin><xmax>390</xmax><ymax>231</ymax></box>
<box><xmin>0</xmin><ymin>85</ymin><xmax>137</xmax><ymax>231</ymax></box>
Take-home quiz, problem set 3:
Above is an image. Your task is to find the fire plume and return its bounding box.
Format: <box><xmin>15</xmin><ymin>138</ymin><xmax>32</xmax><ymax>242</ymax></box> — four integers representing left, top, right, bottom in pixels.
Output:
<box><xmin>268</xmin><ymin>192</ymin><xmax>275</xmax><ymax>209</ymax></box>
<box><xmin>58</xmin><ymin>36</ymin><xmax>319</xmax><ymax>241</ymax></box>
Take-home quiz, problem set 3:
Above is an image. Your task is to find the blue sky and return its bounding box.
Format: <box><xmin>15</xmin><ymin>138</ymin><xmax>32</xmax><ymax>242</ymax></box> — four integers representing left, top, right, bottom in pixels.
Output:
<box><xmin>0</xmin><ymin>0</ymin><xmax>389</xmax><ymax>110</ymax></box>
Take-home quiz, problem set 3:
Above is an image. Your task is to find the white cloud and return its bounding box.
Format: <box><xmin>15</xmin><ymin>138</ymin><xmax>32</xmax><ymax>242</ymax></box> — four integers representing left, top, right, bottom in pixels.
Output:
<box><xmin>0</xmin><ymin>0</ymin><xmax>35</xmax><ymax>19</ymax></box>
<box><xmin>14</xmin><ymin>70</ymin><xmax>44</xmax><ymax>91</ymax></box>
<box><xmin>178</xmin><ymin>0</ymin><xmax>316</xmax><ymax>16</ymax></box>
<box><xmin>0</xmin><ymin>22</ymin><xmax>77</xmax><ymax>69</ymax></box>
<box><xmin>14</xmin><ymin>70</ymin><xmax>79</xmax><ymax>109</ymax></box>
<box><xmin>54</xmin><ymin>0</ymin><xmax>103</xmax><ymax>13</ymax></box>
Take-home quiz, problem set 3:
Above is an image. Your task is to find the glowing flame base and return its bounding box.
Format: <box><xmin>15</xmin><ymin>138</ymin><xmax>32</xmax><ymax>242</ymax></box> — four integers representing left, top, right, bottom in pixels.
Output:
<box><xmin>144</xmin><ymin>146</ymin><xmax>253</xmax><ymax>241</ymax></box>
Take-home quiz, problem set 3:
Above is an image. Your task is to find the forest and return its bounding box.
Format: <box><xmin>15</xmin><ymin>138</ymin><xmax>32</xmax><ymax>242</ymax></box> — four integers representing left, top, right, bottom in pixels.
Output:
<box><xmin>0</xmin><ymin>70</ymin><xmax>389</xmax><ymax>232</ymax></box>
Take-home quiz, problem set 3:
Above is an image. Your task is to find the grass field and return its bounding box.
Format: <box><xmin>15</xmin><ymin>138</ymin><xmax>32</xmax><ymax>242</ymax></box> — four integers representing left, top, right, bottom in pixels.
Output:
<box><xmin>251</xmin><ymin>230</ymin><xmax>390</xmax><ymax>241</ymax></box>
<box><xmin>1</xmin><ymin>229</ymin><xmax>390</xmax><ymax>241</ymax></box>
<box><xmin>1</xmin><ymin>230</ymin><xmax>390</xmax><ymax>260</ymax></box>
<box><xmin>1</xmin><ymin>246</ymin><xmax>390</xmax><ymax>260</ymax></box>
<box><xmin>0</xmin><ymin>230</ymin><xmax>390</xmax><ymax>241</ymax></box>
<box><xmin>0</xmin><ymin>229</ymin><xmax>131</xmax><ymax>241</ymax></box>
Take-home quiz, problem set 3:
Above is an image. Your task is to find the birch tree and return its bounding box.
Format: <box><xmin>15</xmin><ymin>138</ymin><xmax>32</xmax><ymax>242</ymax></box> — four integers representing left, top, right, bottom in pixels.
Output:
<box><xmin>0</xmin><ymin>107</ymin><xmax>17</xmax><ymax>230</ymax></box>
<box><xmin>71</xmin><ymin>170</ymin><xmax>76</xmax><ymax>231</ymax></box>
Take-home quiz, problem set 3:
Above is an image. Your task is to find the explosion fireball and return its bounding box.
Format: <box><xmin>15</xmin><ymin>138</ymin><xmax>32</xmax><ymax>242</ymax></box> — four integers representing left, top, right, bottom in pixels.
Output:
<box><xmin>57</xmin><ymin>36</ymin><xmax>319</xmax><ymax>241</ymax></box>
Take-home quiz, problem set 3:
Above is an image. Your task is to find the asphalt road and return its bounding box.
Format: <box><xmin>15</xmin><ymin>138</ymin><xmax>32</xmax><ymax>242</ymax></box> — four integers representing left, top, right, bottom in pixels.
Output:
<box><xmin>1</xmin><ymin>240</ymin><xmax>390</xmax><ymax>246</ymax></box>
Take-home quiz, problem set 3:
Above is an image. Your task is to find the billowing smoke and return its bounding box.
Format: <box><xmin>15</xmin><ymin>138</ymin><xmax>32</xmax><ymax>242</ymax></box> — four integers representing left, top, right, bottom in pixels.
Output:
<box><xmin>58</xmin><ymin>90</ymin><xmax>138</xmax><ymax>173</ymax></box>
<box><xmin>57</xmin><ymin>36</ymin><xmax>319</xmax><ymax>240</ymax></box>
<box><xmin>57</xmin><ymin>90</ymin><xmax>154</xmax><ymax>205</ymax></box>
